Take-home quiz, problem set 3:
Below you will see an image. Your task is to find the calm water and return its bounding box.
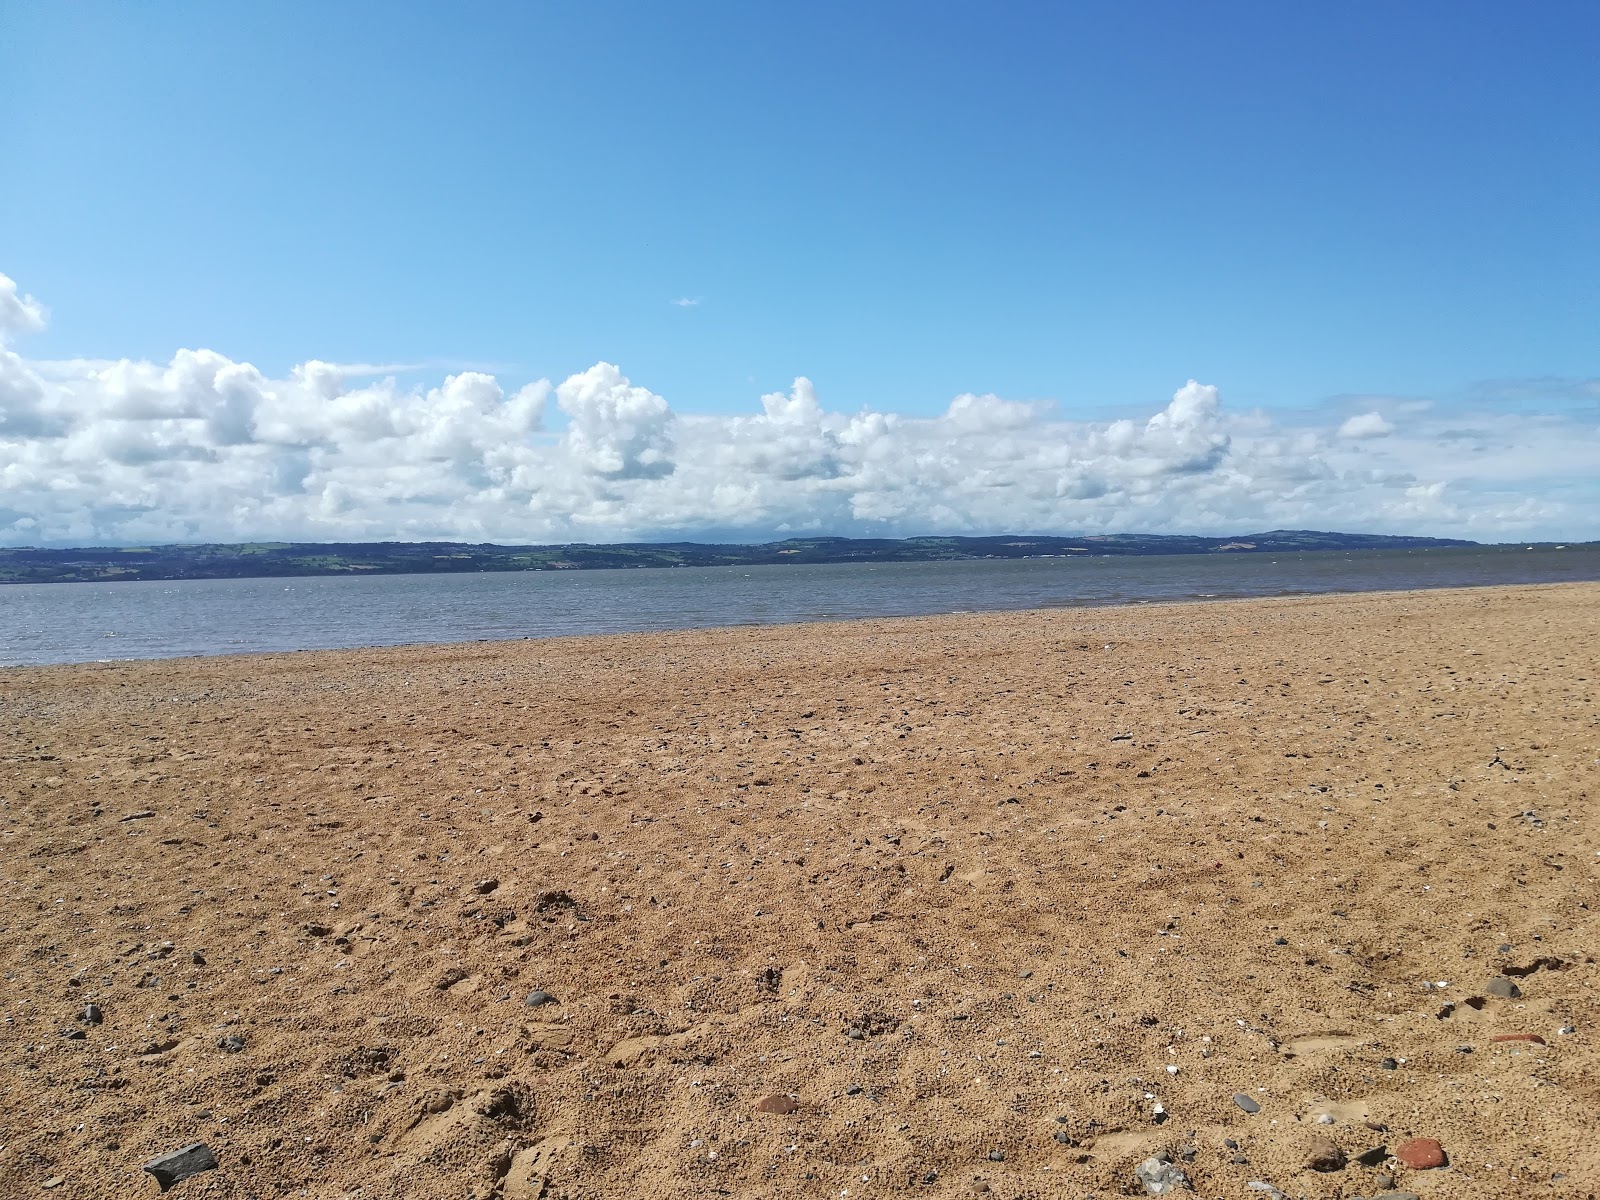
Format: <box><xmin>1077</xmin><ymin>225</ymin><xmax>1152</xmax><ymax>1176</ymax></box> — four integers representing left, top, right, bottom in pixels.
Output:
<box><xmin>2</xmin><ymin>545</ymin><xmax>1596</xmax><ymax>667</ymax></box>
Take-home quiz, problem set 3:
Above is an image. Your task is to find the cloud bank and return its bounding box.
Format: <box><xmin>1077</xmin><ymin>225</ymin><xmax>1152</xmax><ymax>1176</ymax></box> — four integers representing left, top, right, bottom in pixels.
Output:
<box><xmin>1</xmin><ymin>272</ymin><xmax>1595</xmax><ymax>545</ymax></box>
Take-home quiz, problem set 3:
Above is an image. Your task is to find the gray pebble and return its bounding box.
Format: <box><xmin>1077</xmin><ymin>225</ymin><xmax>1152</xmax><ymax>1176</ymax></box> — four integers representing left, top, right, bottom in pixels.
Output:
<box><xmin>143</xmin><ymin>1143</ymin><xmax>218</xmax><ymax>1192</ymax></box>
<box><xmin>217</xmin><ymin>1034</ymin><xmax>246</xmax><ymax>1053</ymax></box>
<box><xmin>83</xmin><ymin>1004</ymin><xmax>103</xmax><ymax>1025</ymax></box>
<box><xmin>988</xmin><ymin>1150</ymin><xmax>1005</xmax><ymax>1162</ymax></box>
<box><xmin>846</xmin><ymin>1027</ymin><xmax>865</xmax><ymax>1040</ymax></box>
<box><xmin>1232</xmin><ymin>1092</ymin><xmax>1261</xmax><ymax>1114</ymax></box>
<box><xmin>1484</xmin><ymin>976</ymin><xmax>1522</xmax><ymax>999</ymax></box>
<box><xmin>524</xmin><ymin>990</ymin><xmax>557</xmax><ymax>1007</ymax></box>
<box><xmin>1245</xmin><ymin>1185</ymin><xmax>1284</xmax><ymax>1200</ymax></box>
<box><xmin>1134</xmin><ymin>1151</ymin><xmax>1190</xmax><ymax>1195</ymax></box>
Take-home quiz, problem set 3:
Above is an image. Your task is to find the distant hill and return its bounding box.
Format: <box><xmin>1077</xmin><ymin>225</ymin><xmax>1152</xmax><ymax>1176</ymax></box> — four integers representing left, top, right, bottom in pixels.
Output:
<box><xmin>0</xmin><ymin>530</ymin><xmax>1482</xmax><ymax>584</ymax></box>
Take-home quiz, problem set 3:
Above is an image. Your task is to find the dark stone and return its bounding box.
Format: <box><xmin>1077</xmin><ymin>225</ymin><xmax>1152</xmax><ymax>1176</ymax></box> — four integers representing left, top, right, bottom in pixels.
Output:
<box><xmin>474</xmin><ymin>878</ymin><xmax>499</xmax><ymax>895</ymax></box>
<box><xmin>1232</xmin><ymin>1092</ymin><xmax>1261</xmax><ymax>1113</ymax></box>
<box><xmin>1484</xmin><ymin>977</ymin><xmax>1522</xmax><ymax>999</ymax></box>
<box><xmin>143</xmin><ymin>1143</ymin><xmax>218</xmax><ymax>1192</ymax></box>
<box><xmin>217</xmin><ymin>1034</ymin><xmax>246</xmax><ymax>1053</ymax></box>
<box><xmin>988</xmin><ymin>1150</ymin><xmax>1005</xmax><ymax>1162</ymax></box>
<box><xmin>82</xmin><ymin>1004</ymin><xmax>103</xmax><ymax>1025</ymax></box>
<box><xmin>1379</xmin><ymin>1057</ymin><xmax>1398</xmax><ymax>1070</ymax></box>
<box><xmin>524</xmin><ymin>990</ymin><xmax>557</xmax><ymax>1007</ymax></box>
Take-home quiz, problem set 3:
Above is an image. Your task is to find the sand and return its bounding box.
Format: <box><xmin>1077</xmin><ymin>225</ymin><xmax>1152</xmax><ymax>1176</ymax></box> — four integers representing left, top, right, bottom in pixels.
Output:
<box><xmin>1</xmin><ymin>583</ymin><xmax>1596</xmax><ymax>1200</ymax></box>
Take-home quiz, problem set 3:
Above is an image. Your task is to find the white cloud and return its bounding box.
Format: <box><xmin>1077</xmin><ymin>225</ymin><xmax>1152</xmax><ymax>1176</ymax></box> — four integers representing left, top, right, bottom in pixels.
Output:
<box><xmin>670</xmin><ymin>297</ymin><xmax>701</xmax><ymax>308</ymax></box>
<box><xmin>1338</xmin><ymin>411</ymin><xmax>1395</xmax><ymax>439</ymax></box>
<box><xmin>0</xmin><ymin>273</ymin><xmax>47</xmax><ymax>336</ymax></box>
<box><xmin>0</xmin><ymin>271</ymin><xmax>1595</xmax><ymax>545</ymax></box>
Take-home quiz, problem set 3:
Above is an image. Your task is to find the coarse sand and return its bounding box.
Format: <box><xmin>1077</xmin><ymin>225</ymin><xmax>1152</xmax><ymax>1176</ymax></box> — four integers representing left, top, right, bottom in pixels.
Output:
<box><xmin>1</xmin><ymin>583</ymin><xmax>1596</xmax><ymax>1199</ymax></box>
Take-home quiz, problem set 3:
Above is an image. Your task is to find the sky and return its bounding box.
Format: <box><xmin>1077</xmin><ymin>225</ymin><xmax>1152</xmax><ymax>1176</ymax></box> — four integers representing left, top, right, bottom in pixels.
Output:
<box><xmin>1</xmin><ymin>0</ymin><xmax>1596</xmax><ymax>546</ymax></box>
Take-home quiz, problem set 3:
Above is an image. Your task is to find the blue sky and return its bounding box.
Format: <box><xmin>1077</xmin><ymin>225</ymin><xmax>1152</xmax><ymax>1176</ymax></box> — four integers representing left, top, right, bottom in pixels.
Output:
<box><xmin>0</xmin><ymin>2</ymin><xmax>1596</xmax><ymax>544</ymax></box>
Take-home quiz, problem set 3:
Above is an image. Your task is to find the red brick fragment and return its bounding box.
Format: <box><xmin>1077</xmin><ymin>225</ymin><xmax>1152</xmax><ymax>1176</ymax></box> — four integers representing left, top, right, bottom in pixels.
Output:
<box><xmin>1395</xmin><ymin>1137</ymin><xmax>1447</xmax><ymax>1169</ymax></box>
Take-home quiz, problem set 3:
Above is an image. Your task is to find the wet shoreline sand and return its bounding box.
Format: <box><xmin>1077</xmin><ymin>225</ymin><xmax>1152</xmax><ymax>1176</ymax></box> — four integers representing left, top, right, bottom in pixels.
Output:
<box><xmin>2</xmin><ymin>583</ymin><xmax>1596</xmax><ymax>1198</ymax></box>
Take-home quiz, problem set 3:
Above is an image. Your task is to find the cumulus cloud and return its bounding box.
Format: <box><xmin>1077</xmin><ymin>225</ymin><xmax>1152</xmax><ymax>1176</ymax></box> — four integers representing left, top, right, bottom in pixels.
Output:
<box><xmin>0</xmin><ymin>271</ymin><xmax>1595</xmax><ymax>545</ymax></box>
<box><xmin>1338</xmin><ymin>411</ymin><xmax>1395</xmax><ymax>439</ymax></box>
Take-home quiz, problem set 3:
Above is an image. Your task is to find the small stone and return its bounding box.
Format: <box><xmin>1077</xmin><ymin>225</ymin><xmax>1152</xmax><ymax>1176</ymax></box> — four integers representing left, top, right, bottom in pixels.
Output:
<box><xmin>473</xmin><ymin>878</ymin><xmax>499</xmax><ymax>895</ymax></box>
<box><xmin>988</xmin><ymin>1150</ymin><xmax>1005</xmax><ymax>1162</ymax></box>
<box><xmin>1231</xmin><ymin>1154</ymin><xmax>1249</xmax><ymax>1165</ymax></box>
<box><xmin>41</xmin><ymin>1178</ymin><xmax>64</xmax><ymax>1189</ymax></box>
<box><xmin>216</xmin><ymin>1034</ymin><xmax>246</xmax><ymax>1053</ymax></box>
<box><xmin>754</xmin><ymin>1094</ymin><xmax>798</xmax><ymax>1114</ymax></box>
<box><xmin>1052</xmin><ymin>1129</ymin><xmax>1073</xmax><ymax>1145</ymax></box>
<box><xmin>1304</xmin><ymin>1134</ymin><xmax>1346</xmax><ymax>1172</ymax></box>
<box><xmin>1224</xmin><ymin>1138</ymin><xmax>1239</xmax><ymax>1150</ymax></box>
<box><xmin>1379</xmin><ymin>1057</ymin><xmax>1398</xmax><ymax>1070</ymax></box>
<box><xmin>1393</xmin><ymin>1138</ymin><xmax>1446</xmax><ymax>1170</ymax></box>
<box><xmin>524</xmin><ymin>990</ymin><xmax>557</xmax><ymax>1007</ymax></box>
<box><xmin>1373</xmin><ymin>1170</ymin><xmax>1396</xmax><ymax>1189</ymax></box>
<box><xmin>191</xmin><ymin>951</ymin><xmax>206</xmax><ymax>966</ymax></box>
<box><xmin>1365</xmin><ymin>1120</ymin><xmax>1388</xmax><ymax>1132</ymax></box>
<box><xmin>120</xmin><ymin>810</ymin><xmax>156</xmax><ymax>822</ymax></box>
<box><xmin>1313</xmin><ymin>1112</ymin><xmax>1335</xmax><ymax>1124</ymax></box>
<box><xmin>82</xmin><ymin>1004</ymin><xmax>103</xmax><ymax>1025</ymax></box>
<box><xmin>846</xmin><ymin>1027</ymin><xmax>865</xmax><ymax>1040</ymax></box>
<box><xmin>1273</xmin><ymin>937</ymin><xmax>1288</xmax><ymax>946</ymax></box>
<box><xmin>1490</xmin><ymin>1033</ymin><xmax>1546</xmax><ymax>1045</ymax></box>
<box><xmin>1375</xmin><ymin>1194</ymin><xmax>1420</xmax><ymax>1200</ymax></box>
<box><xmin>61</xmin><ymin>1028</ymin><xmax>86</xmax><ymax>1040</ymax></box>
<box><xmin>1484</xmin><ymin>977</ymin><xmax>1521</xmax><ymax>999</ymax></box>
<box><xmin>1232</xmin><ymin>1092</ymin><xmax>1261</xmax><ymax>1114</ymax></box>
<box><xmin>1133</xmin><ymin>1150</ymin><xmax>1190</xmax><ymax>1195</ymax></box>
<box><xmin>142</xmin><ymin>1143</ymin><xmax>218</xmax><ymax>1192</ymax></box>
<box><xmin>1558</xmin><ymin>1024</ymin><xmax>1576</xmax><ymax>1035</ymax></box>
<box><xmin>1245</xmin><ymin>1185</ymin><xmax>1284</xmax><ymax>1200</ymax></box>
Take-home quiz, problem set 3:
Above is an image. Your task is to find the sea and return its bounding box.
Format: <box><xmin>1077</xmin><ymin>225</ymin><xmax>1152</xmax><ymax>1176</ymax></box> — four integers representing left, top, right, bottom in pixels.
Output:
<box><xmin>2</xmin><ymin>545</ymin><xmax>1596</xmax><ymax>667</ymax></box>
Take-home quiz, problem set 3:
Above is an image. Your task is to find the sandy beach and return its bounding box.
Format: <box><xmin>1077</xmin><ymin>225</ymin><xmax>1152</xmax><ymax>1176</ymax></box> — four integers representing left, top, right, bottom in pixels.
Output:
<box><xmin>1</xmin><ymin>582</ymin><xmax>1596</xmax><ymax>1200</ymax></box>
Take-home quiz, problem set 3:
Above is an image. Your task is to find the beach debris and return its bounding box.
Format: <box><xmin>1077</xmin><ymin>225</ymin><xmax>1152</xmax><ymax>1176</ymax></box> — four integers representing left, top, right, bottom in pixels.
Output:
<box><xmin>1484</xmin><ymin>977</ymin><xmax>1521</xmax><ymax>999</ymax></box>
<box><xmin>754</xmin><ymin>1094</ymin><xmax>798</xmax><ymax>1114</ymax></box>
<box><xmin>143</xmin><ymin>1142</ymin><xmax>218</xmax><ymax>1192</ymax></box>
<box><xmin>1393</xmin><ymin>1137</ymin><xmax>1446</xmax><ymax>1169</ymax></box>
<box><xmin>524</xmin><ymin>990</ymin><xmax>558</xmax><ymax>1007</ymax></box>
<box><xmin>1232</xmin><ymin>1092</ymin><xmax>1260</xmax><ymax>1113</ymax></box>
<box><xmin>1133</xmin><ymin>1150</ymin><xmax>1190</xmax><ymax>1194</ymax></box>
<box><xmin>1304</xmin><ymin>1134</ymin><xmax>1346</xmax><ymax>1172</ymax></box>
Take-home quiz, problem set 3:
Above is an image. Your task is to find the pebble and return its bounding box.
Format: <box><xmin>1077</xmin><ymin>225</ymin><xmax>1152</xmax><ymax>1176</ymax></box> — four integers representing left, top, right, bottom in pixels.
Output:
<box><xmin>1393</xmin><ymin>1138</ymin><xmax>1446</xmax><ymax>1170</ymax></box>
<box><xmin>82</xmin><ymin>1004</ymin><xmax>103</xmax><ymax>1025</ymax></box>
<box><xmin>41</xmin><ymin>1178</ymin><xmax>64</xmax><ymax>1189</ymax></box>
<box><xmin>524</xmin><ymin>990</ymin><xmax>558</xmax><ymax>1007</ymax></box>
<box><xmin>754</xmin><ymin>1094</ymin><xmax>798</xmax><ymax>1115</ymax></box>
<box><xmin>474</xmin><ymin>878</ymin><xmax>500</xmax><ymax>895</ymax></box>
<box><xmin>1373</xmin><ymin>1170</ymin><xmax>1396</xmax><ymax>1189</ymax></box>
<box><xmin>1245</xmin><ymin>1184</ymin><xmax>1284</xmax><ymax>1200</ymax></box>
<box><xmin>143</xmin><ymin>1143</ymin><xmax>218</xmax><ymax>1192</ymax></box>
<box><xmin>1304</xmin><ymin>1134</ymin><xmax>1346</xmax><ymax>1172</ymax></box>
<box><xmin>1133</xmin><ymin>1150</ymin><xmax>1190</xmax><ymax>1195</ymax></box>
<box><xmin>216</xmin><ymin>1034</ymin><xmax>246</xmax><ymax>1053</ymax></box>
<box><xmin>1379</xmin><ymin>1057</ymin><xmax>1398</xmax><ymax>1070</ymax></box>
<box><xmin>1484</xmin><ymin>977</ymin><xmax>1522</xmax><ymax>999</ymax></box>
<box><xmin>1232</xmin><ymin>1093</ymin><xmax>1261</xmax><ymax>1114</ymax></box>
<box><xmin>987</xmin><ymin>1150</ymin><xmax>1005</xmax><ymax>1162</ymax></box>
